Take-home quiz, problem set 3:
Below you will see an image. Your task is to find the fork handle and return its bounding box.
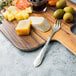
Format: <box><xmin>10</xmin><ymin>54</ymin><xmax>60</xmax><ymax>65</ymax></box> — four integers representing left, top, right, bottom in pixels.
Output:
<box><xmin>33</xmin><ymin>31</ymin><xmax>55</xmax><ymax>67</ymax></box>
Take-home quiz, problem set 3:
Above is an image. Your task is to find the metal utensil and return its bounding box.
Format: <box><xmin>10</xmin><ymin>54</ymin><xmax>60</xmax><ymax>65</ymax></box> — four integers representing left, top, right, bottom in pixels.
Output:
<box><xmin>33</xmin><ymin>19</ymin><xmax>62</xmax><ymax>67</ymax></box>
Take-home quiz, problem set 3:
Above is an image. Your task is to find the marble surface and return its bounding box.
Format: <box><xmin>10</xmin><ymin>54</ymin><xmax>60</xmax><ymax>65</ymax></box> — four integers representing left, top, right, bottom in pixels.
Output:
<box><xmin>0</xmin><ymin>0</ymin><xmax>76</xmax><ymax>76</ymax></box>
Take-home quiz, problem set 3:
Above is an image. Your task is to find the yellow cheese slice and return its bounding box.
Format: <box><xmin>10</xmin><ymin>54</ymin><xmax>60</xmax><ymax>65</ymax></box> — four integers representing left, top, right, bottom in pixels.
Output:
<box><xmin>16</xmin><ymin>19</ymin><xmax>31</xmax><ymax>36</ymax></box>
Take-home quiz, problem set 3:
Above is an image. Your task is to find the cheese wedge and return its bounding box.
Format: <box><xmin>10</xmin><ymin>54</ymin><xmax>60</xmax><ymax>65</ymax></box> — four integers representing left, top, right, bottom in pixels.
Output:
<box><xmin>30</xmin><ymin>17</ymin><xmax>51</xmax><ymax>32</ymax></box>
<box><xmin>16</xmin><ymin>19</ymin><xmax>31</xmax><ymax>36</ymax></box>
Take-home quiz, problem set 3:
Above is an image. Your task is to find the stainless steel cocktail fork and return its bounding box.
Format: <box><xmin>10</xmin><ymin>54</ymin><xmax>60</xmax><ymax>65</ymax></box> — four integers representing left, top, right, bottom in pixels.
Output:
<box><xmin>33</xmin><ymin>19</ymin><xmax>62</xmax><ymax>67</ymax></box>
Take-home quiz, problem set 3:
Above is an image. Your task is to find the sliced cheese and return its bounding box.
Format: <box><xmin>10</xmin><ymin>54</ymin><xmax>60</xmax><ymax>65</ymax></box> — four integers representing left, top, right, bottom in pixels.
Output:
<box><xmin>7</xmin><ymin>6</ymin><xmax>18</xmax><ymax>16</ymax></box>
<box><xmin>16</xmin><ymin>19</ymin><xmax>31</xmax><ymax>36</ymax></box>
<box><xmin>15</xmin><ymin>10</ymin><xmax>29</xmax><ymax>20</ymax></box>
<box><xmin>2</xmin><ymin>6</ymin><xmax>33</xmax><ymax>21</ymax></box>
<box><xmin>26</xmin><ymin>7</ymin><xmax>32</xmax><ymax>14</ymax></box>
<box><xmin>30</xmin><ymin>17</ymin><xmax>51</xmax><ymax>32</ymax></box>
<box><xmin>21</xmin><ymin>10</ymin><xmax>29</xmax><ymax>19</ymax></box>
<box><xmin>8</xmin><ymin>14</ymin><xmax>15</xmax><ymax>21</ymax></box>
<box><xmin>2</xmin><ymin>11</ymin><xmax>9</xmax><ymax>19</ymax></box>
<box><xmin>2</xmin><ymin>10</ymin><xmax>15</xmax><ymax>21</ymax></box>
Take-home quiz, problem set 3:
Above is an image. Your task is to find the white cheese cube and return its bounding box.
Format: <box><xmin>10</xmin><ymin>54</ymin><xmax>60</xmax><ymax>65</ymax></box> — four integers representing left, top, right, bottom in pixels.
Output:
<box><xmin>30</xmin><ymin>17</ymin><xmax>51</xmax><ymax>32</ymax></box>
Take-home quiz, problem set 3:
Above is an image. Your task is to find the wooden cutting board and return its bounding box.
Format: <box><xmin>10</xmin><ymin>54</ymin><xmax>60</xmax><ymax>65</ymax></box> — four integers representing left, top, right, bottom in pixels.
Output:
<box><xmin>0</xmin><ymin>0</ymin><xmax>76</xmax><ymax>54</ymax></box>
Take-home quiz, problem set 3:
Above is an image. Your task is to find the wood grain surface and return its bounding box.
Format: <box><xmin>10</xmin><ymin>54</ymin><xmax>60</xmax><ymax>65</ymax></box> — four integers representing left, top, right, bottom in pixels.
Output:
<box><xmin>0</xmin><ymin>0</ymin><xmax>76</xmax><ymax>54</ymax></box>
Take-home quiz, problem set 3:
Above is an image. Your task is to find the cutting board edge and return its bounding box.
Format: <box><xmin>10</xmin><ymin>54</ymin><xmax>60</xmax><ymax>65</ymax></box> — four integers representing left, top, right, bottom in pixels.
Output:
<box><xmin>0</xmin><ymin>28</ymin><xmax>45</xmax><ymax>51</ymax></box>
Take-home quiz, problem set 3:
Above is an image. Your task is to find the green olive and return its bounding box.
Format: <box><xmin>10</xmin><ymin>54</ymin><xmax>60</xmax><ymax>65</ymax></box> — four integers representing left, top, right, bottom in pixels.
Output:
<box><xmin>56</xmin><ymin>0</ymin><xmax>66</xmax><ymax>9</ymax></box>
<box><xmin>53</xmin><ymin>9</ymin><xmax>64</xmax><ymax>19</ymax></box>
<box><xmin>63</xmin><ymin>13</ymin><xmax>73</xmax><ymax>22</ymax></box>
<box><xmin>64</xmin><ymin>7</ymin><xmax>74</xmax><ymax>14</ymax></box>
